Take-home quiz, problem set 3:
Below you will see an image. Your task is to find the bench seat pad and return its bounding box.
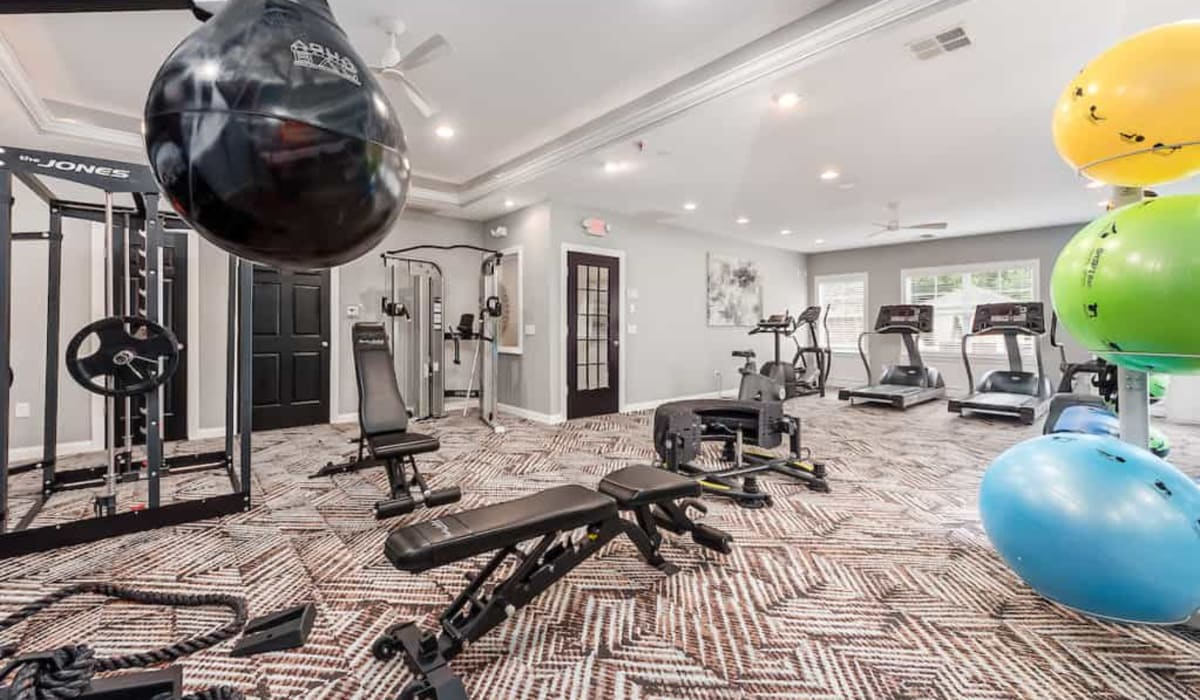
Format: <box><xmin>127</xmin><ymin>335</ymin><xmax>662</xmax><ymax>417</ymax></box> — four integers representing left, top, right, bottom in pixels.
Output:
<box><xmin>367</xmin><ymin>431</ymin><xmax>440</xmax><ymax>458</ymax></box>
<box><xmin>385</xmin><ymin>485</ymin><xmax>616</xmax><ymax>572</ymax></box>
<box><xmin>599</xmin><ymin>465</ymin><xmax>700</xmax><ymax>508</ymax></box>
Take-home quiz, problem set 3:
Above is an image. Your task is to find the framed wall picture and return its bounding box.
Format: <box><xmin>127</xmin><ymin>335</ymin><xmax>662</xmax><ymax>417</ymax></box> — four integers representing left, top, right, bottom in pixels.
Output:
<box><xmin>707</xmin><ymin>253</ymin><xmax>763</xmax><ymax>327</ymax></box>
<box><xmin>499</xmin><ymin>246</ymin><xmax>523</xmax><ymax>354</ymax></box>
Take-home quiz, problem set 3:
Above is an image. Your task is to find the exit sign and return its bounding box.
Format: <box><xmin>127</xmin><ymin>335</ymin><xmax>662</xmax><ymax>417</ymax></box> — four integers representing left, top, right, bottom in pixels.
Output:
<box><xmin>581</xmin><ymin>217</ymin><xmax>610</xmax><ymax>237</ymax></box>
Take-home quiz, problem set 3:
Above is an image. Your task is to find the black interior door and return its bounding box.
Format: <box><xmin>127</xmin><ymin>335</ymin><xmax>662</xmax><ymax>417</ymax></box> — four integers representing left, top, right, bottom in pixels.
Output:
<box><xmin>567</xmin><ymin>252</ymin><xmax>620</xmax><ymax>419</ymax></box>
<box><xmin>251</xmin><ymin>266</ymin><xmax>331</xmax><ymax>431</ymax></box>
<box><xmin>114</xmin><ymin>230</ymin><xmax>188</xmax><ymax>443</ymax></box>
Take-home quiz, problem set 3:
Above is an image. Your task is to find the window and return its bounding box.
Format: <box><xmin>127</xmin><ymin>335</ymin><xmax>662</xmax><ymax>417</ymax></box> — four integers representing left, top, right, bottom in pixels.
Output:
<box><xmin>815</xmin><ymin>273</ymin><xmax>868</xmax><ymax>352</ymax></box>
<box><xmin>902</xmin><ymin>260</ymin><xmax>1039</xmax><ymax>355</ymax></box>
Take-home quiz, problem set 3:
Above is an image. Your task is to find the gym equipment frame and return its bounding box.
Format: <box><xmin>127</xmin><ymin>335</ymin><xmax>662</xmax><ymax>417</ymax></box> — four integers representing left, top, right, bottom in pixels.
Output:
<box><xmin>381</xmin><ymin>244</ymin><xmax>505</xmax><ymax>433</ymax></box>
<box><xmin>0</xmin><ymin>147</ymin><xmax>253</xmax><ymax>559</ymax></box>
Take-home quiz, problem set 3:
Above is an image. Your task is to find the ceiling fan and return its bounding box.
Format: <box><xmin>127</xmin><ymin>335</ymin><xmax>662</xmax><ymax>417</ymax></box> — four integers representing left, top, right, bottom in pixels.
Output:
<box><xmin>868</xmin><ymin>202</ymin><xmax>949</xmax><ymax>238</ymax></box>
<box><xmin>372</xmin><ymin>19</ymin><xmax>451</xmax><ymax>119</ymax></box>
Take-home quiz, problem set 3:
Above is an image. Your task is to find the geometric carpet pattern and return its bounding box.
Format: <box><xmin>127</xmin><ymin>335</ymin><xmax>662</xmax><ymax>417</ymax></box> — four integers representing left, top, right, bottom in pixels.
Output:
<box><xmin>2</xmin><ymin>396</ymin><xmax>1200</xmax><ymax>699</ymax></box>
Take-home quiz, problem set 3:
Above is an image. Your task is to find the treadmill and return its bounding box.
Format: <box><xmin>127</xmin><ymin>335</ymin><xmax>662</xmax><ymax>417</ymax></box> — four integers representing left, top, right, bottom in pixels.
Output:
<box><xmin>948</xmin><ymin>302</ymin><xmax>1054</xmax><ymax>425</ymax></box>
<box><xmin>838</xmin><ymin>304</ymin><xmax>946</xmax><ymax>409</ymax></box>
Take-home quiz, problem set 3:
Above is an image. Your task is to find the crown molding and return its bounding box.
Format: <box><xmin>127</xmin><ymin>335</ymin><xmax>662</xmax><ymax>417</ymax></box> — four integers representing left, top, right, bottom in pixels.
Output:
<box><xmin>0</xmin><ymin>0</ymin><xmax>963</xmax><ymax>214</ymax></box>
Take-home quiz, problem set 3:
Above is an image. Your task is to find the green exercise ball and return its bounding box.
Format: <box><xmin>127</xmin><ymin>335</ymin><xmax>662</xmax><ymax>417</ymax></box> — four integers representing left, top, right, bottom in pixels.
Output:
<box><xmin>1149</xmin><ymin>373</ymin><xmax>1171</xmax><ymax>403</ymax></box>
<box><xmin>1051</xmin><ymin>195</ymin><xmax>1200</xmax><ymax>373</ymax></box>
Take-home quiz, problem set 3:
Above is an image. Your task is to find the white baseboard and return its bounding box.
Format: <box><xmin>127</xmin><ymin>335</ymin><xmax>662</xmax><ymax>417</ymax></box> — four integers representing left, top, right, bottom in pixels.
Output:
<box><xmin>498</xmin><ymin>404</ymin><xmax>564</xmax><ymax>425</ymax></box>
<box><xmin>333</xmin><ymin>412</ymin><xmax>359</xmax><ymax>425</ymax></box>
<box><xmin>622</xmin><ymin>390</ymin><xmax>724</xmax><ymax>414</ymax></box>
<box><xmin>192</xmin><ymin>427</ymin><xmax>227</xmax><ymax>440</ymax></box>
<box><xmin>8</xmin><ymin>439</ymin><xmax>101</xmax><ymax>462</ymax></box>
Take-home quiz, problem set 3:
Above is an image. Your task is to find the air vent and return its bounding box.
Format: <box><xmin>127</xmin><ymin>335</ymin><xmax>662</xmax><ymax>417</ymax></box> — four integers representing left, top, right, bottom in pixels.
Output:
<box><xmin>907</xmin><ymin>26</ymin><xmax>971</xmax><ymax>60</ymax></box>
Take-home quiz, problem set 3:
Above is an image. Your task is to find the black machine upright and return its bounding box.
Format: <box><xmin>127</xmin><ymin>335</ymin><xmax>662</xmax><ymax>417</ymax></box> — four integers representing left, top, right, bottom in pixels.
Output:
<box><xmin>948</xmin><ymin>302</ymin><xmax>1054</xmax><ymax>425</ymax></box>
<box><xmin>736</xmin><ymin>307</ymin><xmax>831</xmax><ymax>401</ymax></box>
<box><xmin>838</xmin><ymin>304</ymin><xmax>946</xmax><ymax>409</ymax></box>
<box><xmin>0</xmin><ymin>147</ymin><xmax>253</xmax><ymax>560</ymax></box>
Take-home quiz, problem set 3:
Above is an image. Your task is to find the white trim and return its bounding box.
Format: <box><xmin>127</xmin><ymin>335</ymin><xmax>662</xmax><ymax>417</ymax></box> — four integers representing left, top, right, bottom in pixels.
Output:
<box><xmin>498</xmin><ymin>245</ymin><xmax>524</xmax><ymax>355</ymax></box>
<box><xmin>814</xmin><ymin>271</ymin><xmax>869</xmax><ymax>353</ymax></box>
<box><xmin>329</xmin><ymin>266</ymin><xmax>341</xmax><ymax>423</ymax></box>
<box><xmin>0</xmin><ymin>0</ymin><xmax>966</xmax><ymax>213</ymax></box>
<box><xmin>622</xmin><ymin>391</ymin><xmax>724</xmax><ymax>414</ymax></box>
<box><xmin>186</xmin><ymin>233</ymin><xmax>201</xmax><ymax>440</ymax></box>
<box><xmin>9</xmin><ymin>439</ymin><xmax>97</xmax><ymax>463</ymax></box>
<box><xmin>192</xmin><ymin>426</ymin><xmax>227</xmax><ymax>440</ymax></box>
<box><xmin>498</xmin><ymin>403</ymin><xmax>564</xmax><ymax>425</ymax></box>
<box><xmin>333</xmin><ymin>412</ymin><xmax>359</xmax><ymax>425</ymax></box>
<box><xmin>559</xmin><ymin>243</ymin><xmax>627</xmax><ymax>418</ymax></box>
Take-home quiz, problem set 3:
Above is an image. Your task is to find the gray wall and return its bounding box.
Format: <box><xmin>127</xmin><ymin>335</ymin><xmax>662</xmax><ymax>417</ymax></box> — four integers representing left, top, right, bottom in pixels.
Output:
<box><xmin>485</xmin><ymin>202</ymin><xmax>808</xmax><ymax>418</ymax></box>
<box><xmin>806</xmin><ymin>224</ymin><xmax>1086</xmax><ymax>392</ymax></box>
<box><xmin>7</xmin><ymin>179</ymin><xmax>97</xmax><ymax>451</ymax></box>
<box><xmin>484</xmin><ymin>203</ymin><xmax>555</xmax><ymax>415</ymax></box>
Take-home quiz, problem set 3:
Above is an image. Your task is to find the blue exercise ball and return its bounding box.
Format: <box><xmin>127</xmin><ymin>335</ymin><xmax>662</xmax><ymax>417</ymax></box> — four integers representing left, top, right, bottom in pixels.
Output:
<box><xmin>1049</xmin><ymin>404</ymin><xmax>1171</xmax><ymax>458</ymax></box>
<box><xmin>980</xmin><ymin>433</ymin><xmax>1200</xmax><ymax>624</ymax></box>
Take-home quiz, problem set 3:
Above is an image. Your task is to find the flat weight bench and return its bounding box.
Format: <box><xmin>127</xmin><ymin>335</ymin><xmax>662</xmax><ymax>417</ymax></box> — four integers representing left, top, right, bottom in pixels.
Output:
<box><xmin>372</xmin><ymin>464</ymin><xmax>733</xmax><ymax>700</ymax></box>
<box><xmin>312</xmin><ymin>322</ymin><xmax>461</xmax><ymax>519</ymax></box>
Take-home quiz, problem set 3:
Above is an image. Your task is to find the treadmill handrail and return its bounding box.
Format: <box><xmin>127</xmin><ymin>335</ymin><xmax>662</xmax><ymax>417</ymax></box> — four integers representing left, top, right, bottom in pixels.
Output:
<box><xmin>856</xmin><ymin>331</ymin><xmax>872</xmax><ymax>385</ymax></box>
<box><xmin>961</xmin><ymin>330</ymin><xmax>1050</xmax><ymax>396</ymax></box>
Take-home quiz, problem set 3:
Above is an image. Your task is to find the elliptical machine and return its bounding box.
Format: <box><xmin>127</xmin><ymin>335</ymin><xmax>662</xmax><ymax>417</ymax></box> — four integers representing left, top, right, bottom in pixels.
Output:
<box><xmin>734</xmin><ymin>307</ymin><xmax>831</xmax><ymax>401</ymax></box>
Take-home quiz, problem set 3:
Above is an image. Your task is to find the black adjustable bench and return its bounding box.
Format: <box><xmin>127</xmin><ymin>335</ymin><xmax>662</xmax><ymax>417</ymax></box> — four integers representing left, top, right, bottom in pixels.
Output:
<box><xmin>372</xmin><ymin>464</ymin><xmax>733</xmax><ymax>700</ymax></box>
<box><xmin>312</xmin><ymin>323</ymin><xmax>460</xmax><ymax>519</ymax></box>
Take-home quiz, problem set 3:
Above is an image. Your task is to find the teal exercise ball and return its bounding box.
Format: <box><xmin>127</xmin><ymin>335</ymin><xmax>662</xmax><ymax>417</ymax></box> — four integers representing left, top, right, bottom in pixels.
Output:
<box><xmin>980</xmin><ymin>433</ymin><xmax>1200</xmax><ymax>624</ymax></box>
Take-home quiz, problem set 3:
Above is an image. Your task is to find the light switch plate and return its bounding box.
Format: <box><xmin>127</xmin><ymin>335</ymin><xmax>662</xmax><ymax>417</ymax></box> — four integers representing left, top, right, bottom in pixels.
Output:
<box><xmin>15</xmin><ymin>403</ymin><xmax>30</xmax><ymax>418</ymax></box>
<box><xmin>525</xmin><ymin>324</ymin><xmax>536</xmax><ymax>335</ymax></box>
<box><xmin>628</xmin><ymin>324</ymin><xmax>639</xmax><ymax>335</ymax></box>
<box><xmin>629</xmin><ymin>302</ymin><xmax>637</xmax><ymax>313</ymax></box>
<box><xmin>629</xmin><ymin>288</ymin><xmax>640</xmax><ymax>300</ymax></box>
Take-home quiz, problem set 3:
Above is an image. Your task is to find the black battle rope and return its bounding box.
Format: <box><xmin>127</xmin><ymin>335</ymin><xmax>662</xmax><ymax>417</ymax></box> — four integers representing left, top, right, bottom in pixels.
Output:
<box><xmin>0</xmin><ymin>582</ymin><xmax>248</xmax><ymax>700</ymax></box>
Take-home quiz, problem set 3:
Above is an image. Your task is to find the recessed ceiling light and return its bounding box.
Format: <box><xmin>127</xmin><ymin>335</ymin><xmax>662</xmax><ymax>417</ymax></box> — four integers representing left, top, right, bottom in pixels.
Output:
<box><xmin>736</xmin><ymin>216</ymin><xmax>750</xmax><ymax>225</ymax></box>
<box><xmin>780</xmin><ymin>229</ymin><xmax>793</xmax><ymax>236</ymax></box>
<box><xmin>683</xmin><ymin>202</ymin><xmax>698</xmax><ymax>211</ymax></box>
<box><xmin>604</xmin><ymin>160</ymin><xmax>629</xmax><ymax>174</ymax></box>
<box><xmin>435</xmin><ymin>124</ymin><xmax>456</xmax><ymax>140</ymax></box>
<box><xmin>504</xmin><ymin>199</ymin><xmax>515</xmax><ymax>209</ymax></box>
<box><xmin>775</xmin><ymin>92</ymin><xmax>802</xmax><ymax>109</ymax></box>
<box><xmin>814</xmin><ymin>238</ymin><xmax>825</xmax><ymax>244</ymax></box>
<box><xmin>1086</xmin><ymin>179</ymin><xmax>1105</xmax><ymax>189</ymax></box>
<box><xmin>820</xmin><ymin>169</ymin><xmax>841</xmax><ymax>181</ymax></box>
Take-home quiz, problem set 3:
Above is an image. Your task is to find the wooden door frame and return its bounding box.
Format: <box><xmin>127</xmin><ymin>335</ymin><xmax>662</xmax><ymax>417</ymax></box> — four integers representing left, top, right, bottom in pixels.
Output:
<box><xmin>559</xmin><ymin>243</ymin><xmax>626</xmax><ymax>419</ymax></box>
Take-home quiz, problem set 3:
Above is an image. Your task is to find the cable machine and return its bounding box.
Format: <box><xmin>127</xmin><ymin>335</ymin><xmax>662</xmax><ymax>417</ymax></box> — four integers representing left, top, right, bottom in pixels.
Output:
<box><xmin>0</xmin><ymin>146</ymin><xmax>253</xmax><ymax>559</ymax></box>
<box><xmin>381</xmin><ymin>245</ymin><xmax>505</xmax><ymax>433</ymax></box>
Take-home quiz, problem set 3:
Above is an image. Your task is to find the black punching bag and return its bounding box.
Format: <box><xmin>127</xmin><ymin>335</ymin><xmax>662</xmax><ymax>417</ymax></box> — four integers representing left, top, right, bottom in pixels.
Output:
<box><xmin>144</xmin><ymin>0</ymin><xmax>409</xmax><ymax>269</ymax></box>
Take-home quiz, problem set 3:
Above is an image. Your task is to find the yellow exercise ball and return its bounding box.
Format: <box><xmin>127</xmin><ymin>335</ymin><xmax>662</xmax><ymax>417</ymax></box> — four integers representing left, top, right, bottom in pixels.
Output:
<box><xmin>1052</xmin><ymin>21</ymin><xmax>1200</xmax><ymax>187</ymax></box>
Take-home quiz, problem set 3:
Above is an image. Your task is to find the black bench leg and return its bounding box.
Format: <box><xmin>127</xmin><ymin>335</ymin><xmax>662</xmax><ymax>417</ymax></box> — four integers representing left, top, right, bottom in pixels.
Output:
<box><xmin>622</xmin><ymin>509</ymin><xmax>677</xmax><ymax>575</ymax></box>
<box><xmin>375</xmin><ymin>457</ymin><xmax>462</xmax><ymax>520</ymax></box>
<box><xmin>374</xmin><ymin>622</ymin><xmax>468</xmax><ymax>700</ymax></box>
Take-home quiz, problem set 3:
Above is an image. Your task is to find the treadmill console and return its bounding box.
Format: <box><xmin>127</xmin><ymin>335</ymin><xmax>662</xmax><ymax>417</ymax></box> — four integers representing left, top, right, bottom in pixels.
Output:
<box><xmin>971</xmin><ymin>302</ymin><xmax>1046</xmax><ymax>334</ymax></box>
<box><xmin>874</xmin><ymin>305</ymin><xmax>934</xmax><ymax>333</ymax></box>
<box><xmin>755</xmin><ymin>314</ymin><xmax>794</xmax><ymax>331</ymax></box>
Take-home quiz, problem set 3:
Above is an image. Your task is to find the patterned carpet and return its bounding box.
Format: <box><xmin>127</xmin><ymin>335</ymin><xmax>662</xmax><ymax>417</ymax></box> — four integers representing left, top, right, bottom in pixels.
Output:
<box><xmin>2</xmin><ymin>396</ymin><xmax>1200</xmax><ymax>699</ymax></box>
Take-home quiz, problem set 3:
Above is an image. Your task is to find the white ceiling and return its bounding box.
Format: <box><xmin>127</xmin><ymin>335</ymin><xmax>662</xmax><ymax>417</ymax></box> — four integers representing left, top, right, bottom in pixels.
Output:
<box><xmin>511</xmin><ymin>0</ymin><xmax>1200</xmax><ymax>252</ymax></box>
<box><xmin>0</xmin><ymin>0</ymin><xmax>829</xmax><ymax>183</ymax></box>
<box><xmin>0</xmin><ymin>0</ymin><xmax>1195</xmax><ymax>254</ymax></box>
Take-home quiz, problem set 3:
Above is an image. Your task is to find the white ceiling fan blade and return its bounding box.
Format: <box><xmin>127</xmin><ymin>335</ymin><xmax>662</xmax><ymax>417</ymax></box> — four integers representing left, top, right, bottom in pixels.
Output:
<box><xmin>383</xmin><ymin>69</ymin><xmax>440</xmax><ymax>118</ymax></box>
<box><xmin>397</xmin><ymin>34</ymin><xmax>451</xmax><ymax>72</ymax></box>
<box><xmin>867</xmin><ymin>227</ymin><xmax>895</xmax><ymax>238</ymax></box>
<box><xmin>902</xmin><ymin>222</ymin><xmax>949</xmax><ymax>230</ymax></box>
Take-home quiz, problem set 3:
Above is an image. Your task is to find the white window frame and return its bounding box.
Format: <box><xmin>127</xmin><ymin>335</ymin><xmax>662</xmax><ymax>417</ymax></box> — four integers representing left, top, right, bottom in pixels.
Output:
<box><xmin>814</xmin><ymin>272</ymin><xmax>869</xmax><ymax>353</ymax></box>
<box><xmin>900</xmin><ymin>259</ymin><xmax>1040</xmax><ymax>357</ymax></box>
